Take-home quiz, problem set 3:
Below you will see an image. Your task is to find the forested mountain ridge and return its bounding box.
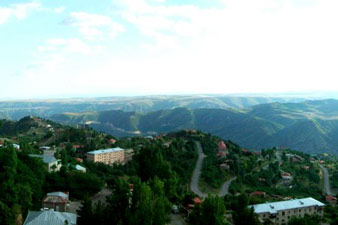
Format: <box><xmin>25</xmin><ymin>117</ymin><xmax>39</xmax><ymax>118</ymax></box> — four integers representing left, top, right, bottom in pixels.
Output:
<box><xmin>0</xmin><ymin>95</ymin><xmax>306</xmax><ymax>120</ymax></box>
<box><xmin>50</xmin><ymin>99</ymin><xmax>338</xmax><ymax>154</ymax></box>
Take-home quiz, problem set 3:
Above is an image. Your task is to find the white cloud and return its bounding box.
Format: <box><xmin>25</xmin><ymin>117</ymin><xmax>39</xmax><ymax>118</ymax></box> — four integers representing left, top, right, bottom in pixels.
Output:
<box><xmin>62</xmin><ymin>12</ymin><xmax>125</xmax><ymax>40</ymax></box>
<box><xmin>40</xmin><ymin>38</ymin><xmax>93</xmax><ymax>55</ymax></box>
<box><xmin>106</xmin><ymin>0</ymin><xmax>338</xmax><ymax>94</ymax></box>
<box><xmin>0</xmin><ymin>2</ymin><xmax>42</xmax><ymax>25</ymax></box>
<box><xmin>55</xmin><ymin>7</ymin><xmax>65</xmax><ymax>14</ymax></box>
<box><xmin>5</xmin><ymin>0</ymin><xmax>338</xmax><ymax>99</ymax></box>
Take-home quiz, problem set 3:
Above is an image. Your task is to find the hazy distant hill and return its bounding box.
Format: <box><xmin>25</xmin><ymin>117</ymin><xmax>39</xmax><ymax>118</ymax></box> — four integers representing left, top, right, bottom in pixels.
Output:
<box><xmin>50</xmin><ymin>99</ymin><xmax>338</xmax><ymax>154</ymax></box>
<box><xmin>0</xmin><ymin>95</ymin><xmax>306</xmax><ymax>120</ymax></box>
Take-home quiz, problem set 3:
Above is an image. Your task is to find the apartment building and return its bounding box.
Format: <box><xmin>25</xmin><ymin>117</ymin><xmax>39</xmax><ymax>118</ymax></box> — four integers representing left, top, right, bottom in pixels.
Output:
<box><xmin>250</xmin><ymin>197</ymin><xmax>324</xmax><ymax>225</ymax></box>
<box><xmin>87</xmin><ymin>147</ymin><xmax>126</xmax><ymax>165</ymax></box>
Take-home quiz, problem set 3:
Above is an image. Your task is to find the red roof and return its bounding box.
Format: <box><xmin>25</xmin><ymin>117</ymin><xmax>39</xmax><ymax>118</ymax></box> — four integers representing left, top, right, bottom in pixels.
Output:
<box><xmin>218</xmin><ymin>141</ymin><xmax>226</xmax><ymax>150</ymax></box>
<box><xmin>326</xmin><ymin>195</ymin><xmax>337</xmax><ymax>202</ymax></box>
<box><xmin>251</xmin><ymin>191</ymin><xmax>266</xmax><ymax>196</ymax></box>
<box><xmin>76</xmin><ymin>158</ymin><xmax>83</xmax><ymax>163</ymax></box>
<box><xmin>218</xmin><ymin>152</ymin><xmax>227</xmax><ymax>157</ymax></box>
<box><xmin>108</xmin><ymin>139</ymin><xmax>116</xmax><ymax>144</ymax></box>
<box><xmin>73</xmin><ymin>145</ymin><xmax>84</xmax><ymax>149</ymax></box>
<box><xmin>241</xmin><ymin>148</ymin><xmax>249</xmax><ymax>153</ymax></box>
<box><xmin>193</xmin><ymin>197</ymin><xmax>202</xmax><ymax>204</ymax></box>
<box><xmin>282</xmin><ymin>172</ymin><xmax>291</xmax><ymax>177</ymax></box>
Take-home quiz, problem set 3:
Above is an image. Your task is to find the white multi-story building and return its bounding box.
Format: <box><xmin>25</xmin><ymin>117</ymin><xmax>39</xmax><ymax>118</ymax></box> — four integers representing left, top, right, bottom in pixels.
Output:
<box><xmin>87</xmin><ymin>147</ymin><xmax>128</xmax><ymax>165</ymax></box>
<box><xmin>250</xmin><ymin>197</ymin><xmax>324</xmax><ymax>225</ymax></box>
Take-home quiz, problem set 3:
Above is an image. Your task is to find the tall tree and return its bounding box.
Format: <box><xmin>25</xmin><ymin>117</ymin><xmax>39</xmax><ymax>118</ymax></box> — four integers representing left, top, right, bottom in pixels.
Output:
<box><xmin>189</xmin><ymin>195</ymin><xmax>226</xmax><ymax>225</ymax></box>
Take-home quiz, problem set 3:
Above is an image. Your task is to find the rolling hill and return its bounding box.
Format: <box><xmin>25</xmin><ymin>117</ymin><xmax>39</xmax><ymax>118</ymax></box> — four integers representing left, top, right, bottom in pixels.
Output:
<box><xmin>49</xmin><ymin>99</ymin><xmax>338</xmax><ymax>154</ymax></box>
<box><xmin>0</xmin><ymin>95</ymin><xmax>306</xmax><ymax>120</ymax></box>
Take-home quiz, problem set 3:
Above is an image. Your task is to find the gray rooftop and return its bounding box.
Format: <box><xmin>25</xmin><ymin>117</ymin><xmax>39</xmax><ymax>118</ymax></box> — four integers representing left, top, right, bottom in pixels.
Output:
<box><xmin>47</xmin><ymin>192</ymin><xmax>68</xmax><ymax>199</ymax></box>
<box><xmin>250</xmin><ymin>197</ymin><xmax>325</xmax><ymax>214</ymax></box>
<box><xmin>29</xmin><ymin>154</ymin><xmax>58</xmax><ymax>164</ymax></box>
<box><xmin>23</xmin><ymin>210</ymin><xmax>77</xmax><ymax>225</ymax></box>
<box><xmin>87</xmin><ymin>147</ymin><xmax>124</xmax><ymax>155</ymax></box>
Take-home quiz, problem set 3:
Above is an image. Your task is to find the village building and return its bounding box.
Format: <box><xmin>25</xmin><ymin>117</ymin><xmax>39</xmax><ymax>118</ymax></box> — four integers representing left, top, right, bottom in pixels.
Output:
<box><xmin>40</xmin><ymin>146</ymin><xmax>51</xmax><ymax>151</ymax></box>
<box><xmin>326</xmin><ymin>195</ymin><xmax>337</xmax><ymax>205</ymax></box>
<box><xmin>250</xmin><ymin>197</ymin><xmax>324</xmax><ymax>225</ymax></box>
<box><xmin>75</xmin><ymin>164</ymin><xmax>86</xmax><ymax>173</ymax></box>
<box><xmin>75</xmin><ymin>157</ymin><xmax>83</xmax><ymax>163</ymax></box>
<box><xmin>218</xmin><ymin>141</ymin><xmax>226</xmax><ymax>150</ymax></box>
<box><xmin>281</xmin><ymin>172</ymin><xmax>292</xmax><ymax>180</ymax></box>
<box><xmin>23</xmin><ymin>209</ymin><xmax>76</xmax><ymax>225</ymax></box>
<box><xmin>251</xmin><ymin>191</ymin><xmax>266</xmax><ymax>198</ymax></box>
<box><xmin>87</xmin><ymin>147</ymin><xmax>133</xmax><ymax>165</ymax></box>
<box><xmin>42</xmin><ymin>192</ymin><xmax>69</xmax><ymax>212</ymax></box>
<box><xmin>29</xmin><ymin>154</ymin><xmax>62</xmax><ymax>172</ymax></box>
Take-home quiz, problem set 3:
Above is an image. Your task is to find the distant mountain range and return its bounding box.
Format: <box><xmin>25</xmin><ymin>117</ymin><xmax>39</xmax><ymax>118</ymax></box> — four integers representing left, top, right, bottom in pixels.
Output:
<box><xmin>0</xmin><ymin>95</ymin><xmax>307</xmax><ymax>120</ymax></box>
<box><xmin>49</xmin><ymin>99</ymin><xmax>338</xmax><ymax>154</ymax></box>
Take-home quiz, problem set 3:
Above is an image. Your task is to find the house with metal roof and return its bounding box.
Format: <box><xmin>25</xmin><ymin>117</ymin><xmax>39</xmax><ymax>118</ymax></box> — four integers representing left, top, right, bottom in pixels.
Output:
<box><xmin>23</xmin><ymin>209</ymin><xmax>77</xmax><ymax>225</ymax></box>
<box><xmin>29</xmin><ymin>154</ymin><xmax>62</xmax><ymax>172</ymax></box>
<box><xmin>43</xmin><ymin>192</ymin><xmax>69</xmax><ymax>212</ymax></box>
<box><xmin>249</xmin><ymin>197</ymin><xmax>324</xmax><ymax>225</ymax></box>
<box><xmin>75</xmin><ymin>164</ymin><xmax>86</xmax><ymax>173</ymax></box>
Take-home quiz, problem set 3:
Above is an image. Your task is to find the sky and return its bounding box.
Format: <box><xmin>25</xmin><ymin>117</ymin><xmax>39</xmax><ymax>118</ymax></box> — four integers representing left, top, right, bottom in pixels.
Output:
<box><xmin>1</xmin><ymin>0</ymin><xmax>338</xmax><ymax>99</ymax></box>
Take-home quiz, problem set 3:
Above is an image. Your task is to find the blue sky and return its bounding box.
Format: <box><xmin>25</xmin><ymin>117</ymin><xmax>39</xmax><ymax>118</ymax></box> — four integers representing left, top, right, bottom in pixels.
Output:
<box><xmin>1</xmin><ymin>0</ymin><xmax>338</xmax><ymax>99</ymax></box>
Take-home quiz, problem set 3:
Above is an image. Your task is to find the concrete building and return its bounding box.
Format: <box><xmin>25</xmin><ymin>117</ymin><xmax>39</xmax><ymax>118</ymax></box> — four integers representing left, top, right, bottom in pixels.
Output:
<box><xmin>250</xmin><ymin>197</ymin><xmax>324</xmax><ymax>225</ymax></box>
<box><xmin>87</xmin><ymin>147</ymin><xmax>126</xmax><ymax>165</ymax></box>
<box><xmin>29</xmin><ymin>154</ymin><xmax>62</xmax><ymax>172</ymax></box>
<box><xmin>23</xmin><ymin>209</ymin><xmax>76</xmax><ymax>225</ymax></box>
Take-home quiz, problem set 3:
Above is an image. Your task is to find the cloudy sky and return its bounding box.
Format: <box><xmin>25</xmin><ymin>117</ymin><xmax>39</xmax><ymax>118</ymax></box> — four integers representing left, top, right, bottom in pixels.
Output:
<box><xmin>0</xmin><ymin>0</ymin><xmax>338</xmax><ymax>99</ymax></box>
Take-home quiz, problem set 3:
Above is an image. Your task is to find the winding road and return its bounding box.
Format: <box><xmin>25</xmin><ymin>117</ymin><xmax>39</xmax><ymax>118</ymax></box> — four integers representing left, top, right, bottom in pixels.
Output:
<box><xmin>190</xmin><ymin>141</ymin><xmax>235</xmax><ymax>198</ymax></box>
<box><xmin>190</xmin><ymin>142</ymin><xmax>207</xmax><ymax>197</ymax></box>
<box><xmin>320</xmin><ymin>164</ymin><xmax>332</xmax><ymax>196</ymax></box>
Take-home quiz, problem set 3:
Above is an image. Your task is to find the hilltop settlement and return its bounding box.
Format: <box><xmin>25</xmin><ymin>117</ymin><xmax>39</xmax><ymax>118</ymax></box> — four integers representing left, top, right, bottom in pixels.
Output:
<box><xmin>0</xmin><ymin>116</ymin><xmax>338</xmax><ymax>225</ymax></box>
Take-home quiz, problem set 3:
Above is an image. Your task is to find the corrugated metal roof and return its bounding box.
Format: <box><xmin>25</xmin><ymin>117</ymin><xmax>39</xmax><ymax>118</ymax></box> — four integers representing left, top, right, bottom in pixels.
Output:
<box><xmin>47</xmin><ymin>192</ymin><xmax>68</xmax><ymax>199</ymax></box>
<box><xmin>23</xmin><ymin>210</ymin><xmax>77</xmax><ymax>225</ymax></box>
<box><xmin>29</xmin><ymin>154</ymin><xmax>58</xmax><ymax>164</ymax></box>
<box><xmin>75</xmin><ymin>165</ymin><xmax>86</xmax><ymax>171</ymax></box>
<box><xmin>87</xmin><ymin>147</ymin><xmax>124</xmax><ymax>155</ymax></box>
<box><xmin>250</xmin><ymin>197</ymin><xmax>325</xmax><ymax>214</ymax></box>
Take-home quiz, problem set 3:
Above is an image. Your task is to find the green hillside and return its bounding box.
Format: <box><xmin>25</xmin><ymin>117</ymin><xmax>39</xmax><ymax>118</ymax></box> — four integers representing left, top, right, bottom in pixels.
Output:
<box><xmin>0</xmin><ymin>95</ymin><xmax>306</xmax><ymax>120</ymax></box>
<box><xmin>49</xmin><ymin>99</ymin><xmax>338</xmax><ymax>154</ymax></box>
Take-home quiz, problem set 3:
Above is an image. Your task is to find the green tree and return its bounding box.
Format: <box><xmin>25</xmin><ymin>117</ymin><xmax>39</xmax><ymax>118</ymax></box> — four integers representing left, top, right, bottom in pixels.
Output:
<box><xmin>232</xmin><ymin>194</ymin><xmax>260</xmax><ymax>225</ymax></box>
<box><xmin>77</xmin><ymin>196</ymin><xmax>93</xmax><ymax>225</ymax></box>
<box><xmin>189</xmin><ymin>195</ymin><xmax>226</xmax><ymax>225</ymax></box>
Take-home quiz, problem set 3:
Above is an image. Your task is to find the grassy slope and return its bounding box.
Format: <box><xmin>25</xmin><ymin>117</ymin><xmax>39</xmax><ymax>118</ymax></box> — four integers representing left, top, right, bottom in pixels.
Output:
<box><xmin>48</xmin><ymin>99</ymin><xmax>338</xmax><ymax>154</ymax></box>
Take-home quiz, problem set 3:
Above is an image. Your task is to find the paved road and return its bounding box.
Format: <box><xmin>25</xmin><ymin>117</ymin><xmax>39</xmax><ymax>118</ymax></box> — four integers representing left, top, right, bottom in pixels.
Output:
<box><xmin>218</xmin><ymin>177</ymin><xmax>236</xmax><ymax>197</ymax></box>
<box><xmin>170</xmin><ymin>214</ymin><xmax>186</xmax><ymax>225</ymax></box>
<box><xmin>91</xmin><ymin>188</ymin><xmax>112</xmax><ymax>205</ymax></box>
<box><xmin>190</xmin><ymin>142</ymin><xmax>207</xmax><ymax>197</ymax></box>
<box><xmin>67</xmin><ymin>188</ymin><xmax>112</xmax><ymax>214</ymax></box>
<box><xmin>190</xmin><ymin>141</ymin><xmax>235</xmax><ymax>197</ymax></box>
<box><xmin>320</xmin><ymin>164</ymin><xmax>332</xmax><ymax>196</ymax></box>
